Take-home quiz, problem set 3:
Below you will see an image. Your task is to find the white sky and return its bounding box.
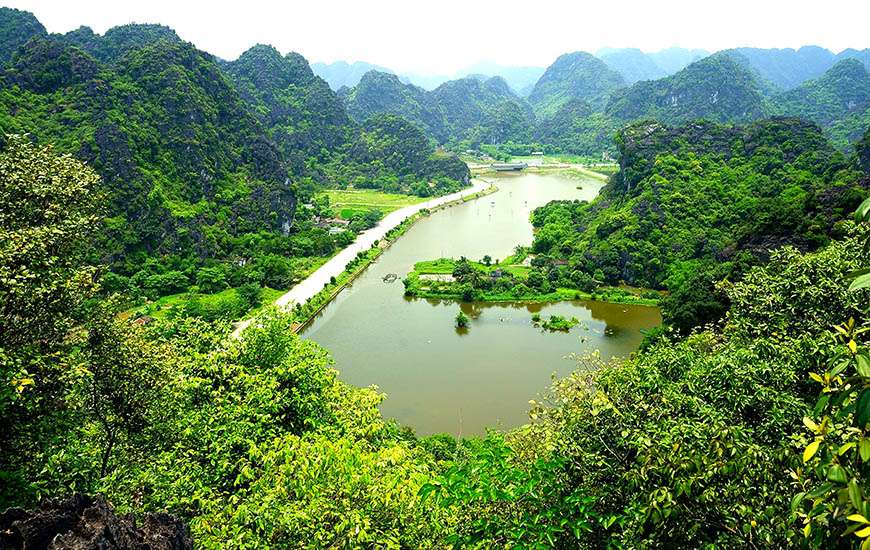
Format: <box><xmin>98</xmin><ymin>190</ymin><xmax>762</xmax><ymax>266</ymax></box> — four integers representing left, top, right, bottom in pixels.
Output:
<box><xmin>4</xmin><ymin>0</ymin><xmax>869</xmax><ymax>74</ymax></box>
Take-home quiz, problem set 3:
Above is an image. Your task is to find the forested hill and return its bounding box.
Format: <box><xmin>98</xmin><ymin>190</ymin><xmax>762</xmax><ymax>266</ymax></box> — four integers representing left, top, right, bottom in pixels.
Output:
<box><xmin>224</xmin><ymin>44</ymin><xmax>351</xmax><ymax>173</ymax></box>
<box><xmin>0</xmin><ymin>6</ymin><xmax>43</xmax><ymax>63</ymax></box>
<box><xmin>0</xmin><ymin>7</ymin><xmax>469</xmax><ymax>302</ymax></box>
<box><xmin>599</xmin><ymin>45</ymin><xmax>870</xmax><ymax>91</ymax></box>
<box><xmin>311</xmin><ymin>59</ymin><xmax>394</xmax><ymax>89</ymax></box>
<box><xmin>604</xmin><ymin>53</ymin><xmax>770</xmax><ymax>124</ymax></box>
<box><xmin>533</xmin><ymin>53</ymin><xmax>773</xmax><ymax>155</ymax></box>
<box><xmin>327</xmin><ymin>44</ymin><xmax>870</xmax><ymax>157</ymax></box>
<box><xmin>776</xmin><ymin>58</ymin><xmax>870</xmax><ymax>146</ymax></box>
<box><xmin>533</xmin><ymin>47</ymin><xmax>869</xmax><ymax>155</ymax></box>
<box><xmin>597</xmin><ymin>48</ymin><xmax>667</xmax><ymax>84</ymax></box>
<box><xmin>341</xmin><ymin>70</ymin><xmax>535</xmax><ymax>145</ymax></box>
<box><xmin>223</xmin><ymin>45</ymin><xmax>470</xmax><ymax>194</ymax></box>
<box><xmin>721</xmin><ymin>46</ymin><xmax>842</xmax><ymax>90</ymax></box>
<box><xmin>430</xmin><ymin>75</ymin><xmax>535</xmax><ymax>143</ymax></box>
<box><xmin>527</xmin><ymin>51</ymin><xmax>625</xmax><ymax>118</ymax></box>
<box><xmin>0</xmin><ymin>34</ymin><xmax>293</xmax><ymax>262</ymax></box>
<box><xmin>340</xmin><ymin>70</ymin><xmax>449</xmax><ymax>141</ymax></box>
<box><xmin>57</xmin><ymin>23</ymin><xmax>181</xmax><ymax>62</ymax></box>
<box><xmin>530</xmin><ymin>119</ymin><xmax>869</xmax><ymax>330</ymax></box>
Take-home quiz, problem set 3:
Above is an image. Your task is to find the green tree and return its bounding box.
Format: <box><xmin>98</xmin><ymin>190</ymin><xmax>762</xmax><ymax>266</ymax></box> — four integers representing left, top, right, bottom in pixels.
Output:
<box><xmin>661</xmin><ymin>267</ymin><xmax>729</xmax><ymax>333</ymax></box>
<box><xmin>81</xmin><ymin>301</ymin><xmax>170</xmax><ymax>478</ymax></box>
<box><xmin>455</xmin><ymin>310</ymin><xmax>469</xmax><ymax>328</ymax></box>
<box><xmin>794</xmin><ymin>197</ymin><xmax>870</xmax><ymax>546</ymax></box>
<box><xmin>196</xmin><ymin>265</ymin><xmax>229</xmax><ymax>294</ymax></box>
<box><xmin>237</xmin><ymin>282</ymin><xmax>263</xmax><ymax>309</ymax></box>
<box><xmin>0</xmin><ymin>135</ymin><xmax>101</xmax><ymax>504</ymax></box>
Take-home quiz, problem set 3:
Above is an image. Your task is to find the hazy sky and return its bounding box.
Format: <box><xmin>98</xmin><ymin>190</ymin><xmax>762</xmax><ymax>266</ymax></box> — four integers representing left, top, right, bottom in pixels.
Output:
<box><xmin>4</xmin><ymin>0</ymin><xmax>869</xmax><ymax>74</ymax></box>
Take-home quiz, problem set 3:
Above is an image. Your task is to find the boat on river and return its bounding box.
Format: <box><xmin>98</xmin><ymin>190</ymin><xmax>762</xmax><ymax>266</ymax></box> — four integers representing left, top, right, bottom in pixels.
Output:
<box><xmin>490</xmin><ymin>162</ymin><xmax>527</xmax><ymax>171</ymax></box>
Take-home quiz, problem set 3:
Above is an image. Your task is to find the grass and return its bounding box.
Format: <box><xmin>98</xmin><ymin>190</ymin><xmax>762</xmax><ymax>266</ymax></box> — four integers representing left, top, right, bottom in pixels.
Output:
<box><xmin>322</xmin><ymin>189</ymin><xmax>426</xmax><ymax>220</ymax></box>
<box><xmin>131</xmin><ymin>286</ymin><xmax>285</xmax><ymax>321</ymax></box>
<box><xmin>127</xmin><ymin>257</ymin><xmax>328</xmax><ymax>323</ymax></box>
<box><xmin>414</xmin><ymin>258</ymin><xmax>460</xmax><ymax>274</ymax></box>
<box><xmin>585</xmin><ymin>165</ymin><xmax>619</xmax><ymax>176</ymax></box>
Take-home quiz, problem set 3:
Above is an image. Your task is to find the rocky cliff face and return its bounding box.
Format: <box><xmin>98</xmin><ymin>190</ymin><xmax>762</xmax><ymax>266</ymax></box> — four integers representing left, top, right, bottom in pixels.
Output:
<box><xmin>0</xmin><ymin>494</ymin><xmax>192</xmax><ymax>550</ymax></box>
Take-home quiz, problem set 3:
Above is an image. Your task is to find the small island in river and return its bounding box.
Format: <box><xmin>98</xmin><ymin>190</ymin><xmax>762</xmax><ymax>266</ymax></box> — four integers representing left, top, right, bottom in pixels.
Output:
<box><xmin>403</xmin><ymin>251</ymin><xmax>661</xmax><ymax>306</ymax></box>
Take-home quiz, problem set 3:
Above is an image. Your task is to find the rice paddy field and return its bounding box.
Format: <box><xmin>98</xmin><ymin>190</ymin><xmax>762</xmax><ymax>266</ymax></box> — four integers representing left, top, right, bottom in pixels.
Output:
<box><xmin>322</xmin><ymin>189</ymin><xmax>427</xmax><ymax>219</ymax></box>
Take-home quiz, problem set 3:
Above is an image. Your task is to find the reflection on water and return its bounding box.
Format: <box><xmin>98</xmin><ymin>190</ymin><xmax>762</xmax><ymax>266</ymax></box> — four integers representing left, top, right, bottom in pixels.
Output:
<box><xmin>302</xmin><ymin>172</ymin><xmax>661</xmax><ymax>435</ymax></box>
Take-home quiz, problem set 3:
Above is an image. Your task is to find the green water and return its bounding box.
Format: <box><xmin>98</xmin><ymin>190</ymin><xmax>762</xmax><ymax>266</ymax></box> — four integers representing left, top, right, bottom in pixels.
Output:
<box><xmin>302</xmin><ymin>171</ymin><xmax>661</xmax><ymax>435</ymax></box>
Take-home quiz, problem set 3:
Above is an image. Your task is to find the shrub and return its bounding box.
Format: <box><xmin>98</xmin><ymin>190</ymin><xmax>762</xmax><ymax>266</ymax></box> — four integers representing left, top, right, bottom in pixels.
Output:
<box><xmin>455</xmin><ymin>310</ymin><xmax>469</xmax><ymax>328</ymax></box>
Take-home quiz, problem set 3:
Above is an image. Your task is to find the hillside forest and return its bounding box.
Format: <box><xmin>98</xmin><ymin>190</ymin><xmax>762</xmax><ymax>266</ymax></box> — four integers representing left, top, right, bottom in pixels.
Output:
<box><xmin>1</xmin><ymin>5</ymin><xmax>870</xmax><ymax>549</ymax></box>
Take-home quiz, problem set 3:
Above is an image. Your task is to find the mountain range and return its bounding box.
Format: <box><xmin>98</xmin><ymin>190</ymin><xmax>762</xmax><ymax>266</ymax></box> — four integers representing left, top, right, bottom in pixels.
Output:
<box><xmin>330</xmin><ymin>44</ymin><xmax>870</xmax><ymax>155</ymax></box>
<box><xmin>2</xmin><ymin>4</ymin><xmax>868</xmax><ymax>164</ymax></box>
<box><xmin>311</xmin><ymin>47</ymin><xmax>708</xmax><ymax>95</ymax></box>
<box><xmin>340</xmin><ymin>70</ymin><xmax>534</xmax><ymax>146</ymax></box>
<box><xmin>0</xmin><ymin>7</ymin><xmax>469</xmax><ymax>271</ymax></box>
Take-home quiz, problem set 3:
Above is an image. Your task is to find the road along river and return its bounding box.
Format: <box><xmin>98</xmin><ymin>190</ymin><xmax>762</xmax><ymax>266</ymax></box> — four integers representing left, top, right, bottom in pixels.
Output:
<box><xmin>301</xmin><ymin>170</ymin><xmax>661</xmax><ymax>436</ymax></box>
<box><xmin>232</xmin><ymin>179</ymin><xmax>490</xmax><ymax>336</ymax></box>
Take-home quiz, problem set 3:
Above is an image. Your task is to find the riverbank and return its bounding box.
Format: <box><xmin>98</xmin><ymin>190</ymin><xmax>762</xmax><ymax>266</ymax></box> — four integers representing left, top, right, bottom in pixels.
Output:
<box><xmin>403</xmin><ymin>257</ymin><xmax>661</xmax><ymax>307</ymax></box>
<box><xmin>231</xmin><ymin>180</ymin><xmax>497</xmax><ymax>336</ymax></box>
<box><xmin>299</xmin><ymin>170</ymin><xmax>660</xmax><ymax>435</ymax></box>
<box><xmin>471</xmin><ymin>163</ymin><xmax>613</xmax><ymax>182</ymax></box>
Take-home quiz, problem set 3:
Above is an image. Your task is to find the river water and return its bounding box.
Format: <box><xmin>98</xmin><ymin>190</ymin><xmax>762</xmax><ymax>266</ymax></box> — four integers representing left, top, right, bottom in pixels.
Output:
<box><xmin>302</xmin><ymin>170</ymin><xmax>661</xmax><ymax>436</ymax></box>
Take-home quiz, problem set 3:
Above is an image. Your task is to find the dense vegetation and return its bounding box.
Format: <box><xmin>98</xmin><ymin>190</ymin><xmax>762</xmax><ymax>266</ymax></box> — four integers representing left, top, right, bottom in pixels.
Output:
<box><xmin>536</xmin><ymin>48</ymin><xmax>870</xmax><ymax>156</ymax></box>
<box><xmin>0</xmin><ymin>8</ymin><xmax>468</xmax><ymax>319</ymax></box>
<box><xmin>776</xmin><ymin>58</ymin><xmax>870</xmax><ymax>148</ymax></box>
<box><xmin>341</xmin><ymin>70</ymin><xmax>535</xmax><ymax>148</ymax></box>
<box><xmin>724</xmin><ymin>46</ymin><xmax>869</xmax><ymax>90</ymax></box>
<box><xmin>2</xmin><ymin>7</ymin><xmax>870</xmax><ymax>548</ymax></box>
<box><xmin>0</xmin><ymin>6</ymin><xmax>43</xmax><ymax>63</ymax></box>
<box><xmin>404</xmin><ymin>255</ymin><xmax>659</xmax><ymax>306</ymax></box>
<box><xmin>340</xmin><ymin>70</ymin><xmax>449</xmax><ymax>141</ymax></box>
<box><xmin>605</xmin><ymin>53</ymin><xmax>771</xmax><ymax>124</ymax></box>
<box><xmin>530</xmin><ymin>118</ymin><xmax>868</xmax><ymax>332</ymax></box>
<box><xmin>329</xmin><ymin>44</ymin><xmax>870</xmax><ymax>158</ymax></box>
<box><xmin>528</xmin><ymin>51</ymin><xmax>626</xmax><ymax>118</ymax></box>
<box><xmin>223</xmin><ymin>43</ymin><xmax>351</xmax><ymax>175</ymax></box>
<box><xmin>3</xmin><ymin>134</ymin><xmax>869</xmax><ymax>548</ymax></box>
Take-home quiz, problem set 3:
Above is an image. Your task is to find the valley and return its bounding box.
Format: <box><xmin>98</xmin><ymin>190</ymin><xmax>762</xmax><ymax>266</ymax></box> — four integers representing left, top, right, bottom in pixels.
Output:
<box><xmin>301</xmin><ymin>170</ymin><xmax>660</xmax><ymax>435</ymax></box>
<box><xmin>1</xmin><ymin>3</ymin><xmax>869</xmax><ymax>548</ymax></box>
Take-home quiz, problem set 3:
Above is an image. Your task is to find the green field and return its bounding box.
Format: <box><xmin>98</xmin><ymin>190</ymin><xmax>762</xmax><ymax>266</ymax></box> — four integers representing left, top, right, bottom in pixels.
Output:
<box><xmin>130</xmin><ymin>286</ymin><xmax>286</xmax><ymax>321</ymax></box>
<box><xmin>322</xmin><ymin>189</ymin><xmax>426</xmax><ymax>220</ymax></box>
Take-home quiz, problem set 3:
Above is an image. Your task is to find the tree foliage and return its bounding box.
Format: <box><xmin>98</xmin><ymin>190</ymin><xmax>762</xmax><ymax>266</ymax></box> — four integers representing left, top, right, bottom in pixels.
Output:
<box><xmin>531</xmin><ymin>118</ymin><xmax>868</xmax><ymax>331</ymax></box>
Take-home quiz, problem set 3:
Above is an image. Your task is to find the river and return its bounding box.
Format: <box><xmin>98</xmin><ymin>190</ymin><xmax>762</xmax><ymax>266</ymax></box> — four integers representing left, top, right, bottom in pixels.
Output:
<box><xmin>301</xmin><ymin>170</ymin><xmax>661</xmax><ymax>436</ymax></box>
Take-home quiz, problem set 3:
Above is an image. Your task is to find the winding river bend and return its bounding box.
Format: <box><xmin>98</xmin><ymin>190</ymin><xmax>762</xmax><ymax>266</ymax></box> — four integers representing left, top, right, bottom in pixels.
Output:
<box><xmin>302</xmin><ymin>170</ymin><xmax>661</xmax><ymax>436</ymax></box>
